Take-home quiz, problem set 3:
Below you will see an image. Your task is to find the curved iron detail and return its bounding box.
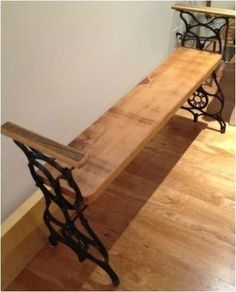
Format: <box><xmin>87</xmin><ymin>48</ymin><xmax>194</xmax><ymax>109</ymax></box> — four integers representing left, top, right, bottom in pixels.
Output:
<box><xmin>177</xmin><ymin>10</ymin><xmax>227</xmax><ymax>133</ymax></box>
<box><xmin>182</xmin><ymin>72</ymin><xmax>226</xmax><ymax>133</ymax></box>
<box><xmin>13</xmin><ymin>140</ymin><xmax>120</xmax><ymax>286</ymax></box>
<box><xmin>179</xmin><ymin>11</ymin><xmax>228</xmax><ymax>56</ymax></box>
<box><xmin>187</xmin><ymin>90</ymin><xmax>209</xmax><ymax>110</ymax></box>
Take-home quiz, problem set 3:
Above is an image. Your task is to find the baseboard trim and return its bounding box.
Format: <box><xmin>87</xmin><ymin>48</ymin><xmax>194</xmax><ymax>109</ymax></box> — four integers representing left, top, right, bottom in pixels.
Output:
<box><xmin>1</xmin><ymin>188</ymin><xmax>57</xmax><ymax>290</ymax></box>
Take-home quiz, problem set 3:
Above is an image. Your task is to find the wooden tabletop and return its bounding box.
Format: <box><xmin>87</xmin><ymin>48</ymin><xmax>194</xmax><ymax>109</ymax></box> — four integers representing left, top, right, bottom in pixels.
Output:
<box><xmin>56</xmin><ymin>47</ymin><xmax>221</xmax><ymax>204</ymax></box>
<box><xmin>172</xmin><ymin>4</ymin><xmax>235</xmax><ymax>18</ymax></box>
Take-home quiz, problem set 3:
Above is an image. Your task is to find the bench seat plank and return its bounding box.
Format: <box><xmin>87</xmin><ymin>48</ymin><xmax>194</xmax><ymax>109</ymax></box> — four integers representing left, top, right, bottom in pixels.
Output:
<box><xmin>1</xmin><ymin>122</ymin><xmax>88</xmax><ymax>169</ymax></box>
<box><xmin>55</xmin><ymin>48</ymin><xmax>222</xmax><ymax>204</ymax></box>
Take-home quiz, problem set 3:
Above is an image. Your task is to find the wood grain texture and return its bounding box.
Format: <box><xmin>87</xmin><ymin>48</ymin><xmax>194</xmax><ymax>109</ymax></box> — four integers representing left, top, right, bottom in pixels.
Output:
<box><xmin>172</xmin><ymin>4</ymin><xmax>236</xmax><ymax>18</ymax></box>
<box><xmin>60</xmin><ymin>48</ymin><xmax>222</xmax><ymax>203</ymax></box>
<box><xmin>1</xmin><ymin>121</ymin><xmax>88</xmax><ymax>168</ymax></box>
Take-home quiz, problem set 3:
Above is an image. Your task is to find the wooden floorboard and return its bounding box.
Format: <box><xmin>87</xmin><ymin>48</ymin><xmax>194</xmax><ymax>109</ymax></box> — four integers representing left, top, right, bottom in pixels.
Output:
<box><xmin>6</xmin><ymin>63</ymin><xmax>235</xmax><ymax>291</ymax></box>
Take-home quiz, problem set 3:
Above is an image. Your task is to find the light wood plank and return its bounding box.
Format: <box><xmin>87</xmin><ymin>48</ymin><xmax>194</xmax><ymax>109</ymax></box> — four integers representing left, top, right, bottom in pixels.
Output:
<box><xmin>59</xmin><ymin>48</ymin><xmax>221</xmax><ymax>204</ymax></box>
<box><xmin>172</xmin><ymin>4</ymin><xmax>236</xmax><ymax>18</ymax></box>
<box><xmin>1</xmin><ymin>122</ymin><xmax>88</xmax><ymax>168</ymax></box>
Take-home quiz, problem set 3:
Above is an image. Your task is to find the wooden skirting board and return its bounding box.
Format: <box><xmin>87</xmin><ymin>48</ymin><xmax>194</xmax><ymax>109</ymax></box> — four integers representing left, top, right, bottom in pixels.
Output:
<box><xmin>1</xmin><ymin>188</ymin><xmax>59</xmax><ymax>290</ymax></box>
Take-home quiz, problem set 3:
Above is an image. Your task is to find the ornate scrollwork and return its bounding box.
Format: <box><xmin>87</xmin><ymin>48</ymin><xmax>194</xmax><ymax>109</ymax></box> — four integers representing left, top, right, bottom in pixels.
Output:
<box><xmin>177</xmin><ymin>11</ymin><xmax>227</xmax><ymax>133</ymax></box>
<box><xmin>182</xmin><ymin>72</ymin><xmax>226</xmax><ymax>133</ymax></box>
<box><xmin>187</xmin><ymin>90</ymin><xmax>209</xmax><ymax>110</ymax></box>
<box><xmin>179</xmin><ymin>11</ymin><xmax>228</xmax><ymax>55</ymax></box>
<box><xmin>14</xmin><ymin>141</ymin><xmax>119</xmax><ymax>286</ymax></box>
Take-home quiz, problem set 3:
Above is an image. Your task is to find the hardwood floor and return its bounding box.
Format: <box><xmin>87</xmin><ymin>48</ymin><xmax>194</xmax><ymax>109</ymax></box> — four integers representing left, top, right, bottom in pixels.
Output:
<box><xmin>6</xmin><ymin>63</ymin><xmax>235</xmax><ymax>291</ymax></box>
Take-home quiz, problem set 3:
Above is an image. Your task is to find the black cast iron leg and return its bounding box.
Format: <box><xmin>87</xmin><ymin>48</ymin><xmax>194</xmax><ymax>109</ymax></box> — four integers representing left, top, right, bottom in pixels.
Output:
<box><xmin>49</xmin><ymin>234</ymin><xmax>58</xmax><ymax>246</ymax></box>
<box><xmin>181</xmin><ymin>71</ymin><xmax>226</xmax><ymax>134</ymax></box>
<box><xmin>193</xmin><ymin>113</ymin><xmax>198</xmax><ymax>123</ymax></box>
<box><xmin>86</xmin><ymin>252</ymin><xmax>120</xmax><ymax>286</ymax></box>
<box><xmin>212</xmin><ymin>71</ymin><xmax>226</xmax><ymax>133</ymax></box>
<box><xmin>77</xmin><ymin>212</ymin><xmax>120</xmax><ymax>286</ymax></box>
<box><xmin>13</xmin><ymin>141</ymin><xmax>120</xmax><ymax>286</ymax></box>
<box><xmin>179</xmin><ymin>11</ymin><xmax>228</xmax><ymax>55</ymax></box>
<box><xmin>45</xmin><ymin>205</ymin><xmax>120</xmax><ymax>286</ymax></box>
<box><xmin>48</xmin><ymin>224</ymin><xmax>120</xmax><ymax>286</ymax></box>
<box><xmin>101</xmin><ymin>262</ymin><xmax>120</xmax><ymax>286</ymax></box>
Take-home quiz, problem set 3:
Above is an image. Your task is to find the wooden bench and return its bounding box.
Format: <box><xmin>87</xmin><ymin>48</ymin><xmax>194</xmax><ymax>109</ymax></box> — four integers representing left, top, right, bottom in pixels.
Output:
<box><xmin>1</xmin><ymin>47</ymin><xmax>224</xmax><ymax>286</ymax></box>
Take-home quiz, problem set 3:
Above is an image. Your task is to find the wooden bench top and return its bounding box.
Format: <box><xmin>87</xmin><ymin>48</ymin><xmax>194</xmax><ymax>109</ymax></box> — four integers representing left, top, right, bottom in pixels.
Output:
<box><xmin>1</xmin><ymin>122</ymin><xmax>88</xmax><ymax>168</ymax></box>
<box><xmin>172</xmin><ymin>4</ymin><xmax>236</xmax><ymax>18</ymax></box>
<box><xmin>65</xmin><ymin>47</ymin><xmax>221</xmax><ymax>204</ymax></box>
<box><xmin>2</xmin><ymin>48</ymin><xmax>222</xmax><ymax>205</ymax></box>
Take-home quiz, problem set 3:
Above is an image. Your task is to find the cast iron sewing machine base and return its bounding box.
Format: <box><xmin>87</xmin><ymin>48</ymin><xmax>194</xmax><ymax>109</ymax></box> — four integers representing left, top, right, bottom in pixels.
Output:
<box><xmin>14</xmin><ymin>140</ymin><xmax>120</xmax><ymax>286</ymax></box>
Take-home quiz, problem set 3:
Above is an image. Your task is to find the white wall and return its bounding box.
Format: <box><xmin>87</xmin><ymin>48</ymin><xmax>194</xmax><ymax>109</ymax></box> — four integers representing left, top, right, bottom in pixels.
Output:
<box><xmin>2</xmin><ymin>1</ymin><xmax>180</xmax><ymax>221</ymax></box>
<box><xmin>211</xmin><ymin>1</ymin><xmax>235</xmax><ymax>10</ymax></box>
<box><xmin>176</xmin><ymin>0</ymin><xmax>235</xmax><ymax>9</ymax></box>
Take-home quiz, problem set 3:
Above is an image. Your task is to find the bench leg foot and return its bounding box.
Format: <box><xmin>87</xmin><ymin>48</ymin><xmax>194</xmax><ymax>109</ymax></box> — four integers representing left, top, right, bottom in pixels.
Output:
<box><xmin>181</xmin><ymin>71</ymin><xmax>226</xmax><ymax>134</ymax></box>
<box><xmin>49</xmin><ymin>234</ymin><xmax>58</xmax><ymax>246</ymax></box>
<box><xmin>44</xmin><ymin>210</ymin><xmax>120</xmax><ymax>285</ymax></box>
<box><xmin>193</xmin><ymin>113</ymin><xmax>198</xmax><ymax>123</ymax></box>
<box><xmin>75</xmin><ymin>213</ymin><xmax>120</xmax><ymax>286</ymax></box>
<box><xmin>101</xmin><ymin>262</ymin><xmax>120</xmax><ymax>286</ymax></box>
<box><xmin>13</xmin><ymin>141</ymin><xmax>120</xmax><ymax>286</ymax></box>
<box><xmin>43</xmin><ymin>198</ymin><xmax>120</xmax><ymax>286</ymax></box>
